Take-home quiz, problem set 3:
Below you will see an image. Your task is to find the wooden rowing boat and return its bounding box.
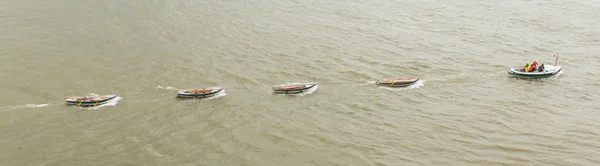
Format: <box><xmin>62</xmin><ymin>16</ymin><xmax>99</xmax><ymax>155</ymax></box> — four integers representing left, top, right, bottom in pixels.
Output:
<box><xmin>65</xmin><ymin>94</ymin><xmax>118</xmax><ymax>106</ymax></box>
<box><xmin>375</xmin><ymin>77</ymin><xmax>420</xmax><ymax>87</ymax></box>
<box><xmin>272</xmin><ymin>82</ymin><xmax>317</xmax><ymax>94</ymax></box>
<box><xmin>177</xmin><ymin>86</ymin><xmax>224</xmax><ymax>98</ymax></box>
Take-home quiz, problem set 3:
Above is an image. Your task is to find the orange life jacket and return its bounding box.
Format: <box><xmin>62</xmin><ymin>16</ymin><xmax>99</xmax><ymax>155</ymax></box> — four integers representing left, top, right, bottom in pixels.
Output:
<box><xmin>529</xmin><ymin>62</ymin><xmax>538</xmax><ymax>72</ymax></box>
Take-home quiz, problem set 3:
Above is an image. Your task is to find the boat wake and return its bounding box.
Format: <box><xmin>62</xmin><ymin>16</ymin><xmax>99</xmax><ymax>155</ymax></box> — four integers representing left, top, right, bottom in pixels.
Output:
<box><xmin>78</xmin><ymin>96</ymin><xmax>123</xmax><ymax>110</ymax></box>
<box><xmin>378</xmin><ymin>80</ymin><xmax>425</xmax><ymax>91</ymax></box>
<box><xmin>427</xmin><ymin>73</ymin><xmax>468</xmax><ymax>82</ymax></box>
<box><xmin>204</xmin><ymin>90</ymin><xmax>227</xmax><ymax>100</ymax></box>
<box><xmin>549</xmin><ymin>70</ymin><xmax>564</xmax><ymax>79</ymax></box>
<box><xmin>483</xmin><ymin>73</ymin><xmax>499</xmax><ymax>78</ymax></box>
<box><xmin>0</xmin><ymin>103</ymin><xmax>50</xmax><ymax>112</ymax></box>
<box><xmin>156</xmin><ymin>85</ymin><xmax>178</xmax><ymax>90</ymax></box>
<box><xmin>359</xmin><ymin>81</ymin><xmax>378</xmax><ymax>86</ymax></box>
<box><xmin>533</xmin><ymin>70</ymin><xmax>564</xmax><ymax>81</ymax></box>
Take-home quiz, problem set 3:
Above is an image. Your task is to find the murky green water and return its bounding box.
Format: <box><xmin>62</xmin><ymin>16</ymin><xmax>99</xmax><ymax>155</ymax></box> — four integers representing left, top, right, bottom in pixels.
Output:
<box><xmin>1</xmin><ymin>0</ymin><xmax>599</xmax><ymax>165</ymax></box>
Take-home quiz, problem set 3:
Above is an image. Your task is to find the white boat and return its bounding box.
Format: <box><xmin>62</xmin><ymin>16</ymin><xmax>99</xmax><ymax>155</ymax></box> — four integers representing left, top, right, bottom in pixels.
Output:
<box><xmin>508</xmin><ymin>65</ymin><xmax>562</xmax><ymax>79</ymax></box>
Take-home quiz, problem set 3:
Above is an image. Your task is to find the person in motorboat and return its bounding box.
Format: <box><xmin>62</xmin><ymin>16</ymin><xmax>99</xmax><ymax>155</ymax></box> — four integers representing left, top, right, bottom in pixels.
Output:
<box><xmin>529</xmin><ymin>60</ymin><xmax>538</xmax><ymax>72</ymax></box>
<box><xmin>537</xmin><ymin>63</ymin><xmax>545</xmax><ymax>72</ymax></box>
<box><xmin>523</xmin><ymin>63</ymin><xmax>529</xmax><ymax>72</ymax></box>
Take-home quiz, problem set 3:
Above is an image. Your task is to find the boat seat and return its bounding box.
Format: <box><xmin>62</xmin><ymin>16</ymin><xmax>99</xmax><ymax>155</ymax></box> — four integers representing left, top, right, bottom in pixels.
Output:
<box><xmin>187</xmin><ymin>89</ymin><xmax>212</xmax><ymax>93</ymax></box>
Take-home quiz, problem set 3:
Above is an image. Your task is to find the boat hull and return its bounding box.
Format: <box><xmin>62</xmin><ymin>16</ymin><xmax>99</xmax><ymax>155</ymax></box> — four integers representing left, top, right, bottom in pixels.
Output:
<box><xmin>376</xmin><ymin>77</ymin><xmax>420</xmax><ymax>87</ymax></box>
<box><xmin>65</xmin><ymin>95</ymin><xmax>118</xmax><ymax>106</ymax></box>
<box><xmin>508</xmin><ymin>65</ymin><xmax>562</xmax><ymax>79</ymax></box>
<box><xmin>177</xmin><ymin>86</ymin><xmax>224</xmax><ymax>98</ymax></box>
<box><xmin>272</xmin><ymin>83</ymin><xmax>317</xmax><ymax>94</ymax></box>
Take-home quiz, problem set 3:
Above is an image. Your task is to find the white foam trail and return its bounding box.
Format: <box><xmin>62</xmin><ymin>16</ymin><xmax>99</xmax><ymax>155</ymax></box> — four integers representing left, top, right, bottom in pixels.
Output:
<box><xmin>78</xmin><ymin>96</ymin><xmax>123</xmax><ymax>110</ymax></box>
<box><xmin>359</xmin><ymin>81</ymin><xmax>377</xmax><ymax>86</ymax></box>
<box><xmin>535</xmin><ymin>70</ymin><xmax>564</xmax><ymax>81</ymax></box>
<box><xmin>427</xmin><ymin>73</ymin><xmax>467</xmax><ymax>82</ymax></box>
<box><xmin>156</xmin><ymin>85</ymin><xmax>178</xmax><ymax>90</ymax></box>
<box><xmin>551</xmin><ymin>70</ymin><xmax>563</xmax><ymax>78</ymax></box>
<box><xmin>378</xmin><ymin>80</ymin><xmax>425</xmax><ymax>91</ymax></box>
<box><xmin>140</xmin><ymin>96</ymin><xmax>173</xmax><ymax>103</ymax></box>
<box><xmin>146</xmin><ymin>148</ymin><xmax>164</xmax><ymax>157</ymax></box>
<box><xmin>26</xmin><ymin>103</ymin><xmax>50</xmax><ymax>108</ymax></box>
<box><xmin>203</xmin><ymin>89</ymin><xmax>227</xmax><ymax>100</ymax></box>
<box><xmin>483</xmin><ymin>73</ymin><xmax>498</xmax><ymax>78</ymax></box>
<box><xmin>0</xmin><ymin>103</ymin><xmax>51</xmax><ymax>111</ymax></box>
<box><xmin>0</xmin><ymin>107</ymin><xmax>15</xmax><ymax>112</ymax></box>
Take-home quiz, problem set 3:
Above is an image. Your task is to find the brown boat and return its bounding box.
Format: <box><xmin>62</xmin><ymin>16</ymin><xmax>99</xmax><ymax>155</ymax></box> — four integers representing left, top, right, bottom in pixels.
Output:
<box><xmin>177</xmin><ymin>86</ymin><xmax>224</xmax><ymax>98</ymax></box>
<box><xmin>375</xmin><ymin>77</ymin><xmax>420</xmax><ymax>87</ymax></box>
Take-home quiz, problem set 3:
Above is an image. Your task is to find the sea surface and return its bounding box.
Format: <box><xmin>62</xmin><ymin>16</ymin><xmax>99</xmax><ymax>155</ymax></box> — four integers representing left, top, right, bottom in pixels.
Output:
<box><xmin>1</xmin><ymin>0</ymin><xmax>600</xmax><ymax>165</ymax></box>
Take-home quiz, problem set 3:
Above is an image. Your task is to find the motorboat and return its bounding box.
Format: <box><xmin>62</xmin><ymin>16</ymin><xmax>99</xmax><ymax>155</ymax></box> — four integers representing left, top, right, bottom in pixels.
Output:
<box><xmin>508</xmin><ymin>65</ymin><xmax>562</xmax><ymax>79</ymax></box>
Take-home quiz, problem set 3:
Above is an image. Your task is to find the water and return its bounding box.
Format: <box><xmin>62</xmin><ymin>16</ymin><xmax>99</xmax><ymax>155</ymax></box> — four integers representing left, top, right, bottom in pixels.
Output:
<box><xmin>1</xmin><ymin>0</ymin><xmax>599</xmax><ymax>165</ymax></box>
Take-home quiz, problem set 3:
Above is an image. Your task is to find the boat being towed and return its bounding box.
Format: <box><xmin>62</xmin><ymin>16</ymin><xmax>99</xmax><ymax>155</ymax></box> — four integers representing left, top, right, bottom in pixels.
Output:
<box><xmin>376</xmin><ymin>77</ymin><xmax>420</xmax><ymax>87</ymax></box>
<box><xmin>272</xmin><ymin>82</ymin><xmax>317</xmax><ymax>94</ymax></box>
<box><xmin>508</xmin><ymin>65</ymin><xmax>562</xmax><ymax>79</ymax></box>
<box><xmin>177</xmin><ymin>86</ymin><xmax>224</xmax><ymax>98</ymax></box>
<box><xmin>65</xmin><ymin>94</ymin><xmax>118</xmax><ymax>106</ymax></box>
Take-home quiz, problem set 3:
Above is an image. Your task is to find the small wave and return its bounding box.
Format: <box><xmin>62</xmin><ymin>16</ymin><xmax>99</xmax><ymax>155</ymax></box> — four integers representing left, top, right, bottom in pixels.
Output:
<box><xmin>146</xmin><ymin>148</ymin><xmax>164</xmax><ymax>157</ymax></box>
<box><xmin>0</xmin><ymin>103</ymin><xmax>50</xmax><ymax>111</ymax></box>
<box><xmin>156</xmin><ymin>85</ymin><xmax>178</xmax><ymax>90</ymax></box>
<box><xmin>78</xmin><ymin>96</ymin><xmax>123</xmax><ymax>110</ymax></box>
<box><xmin>133</xmin><ymin>95</ymin><xmax>173</xmax><ymax>103</ymax></box>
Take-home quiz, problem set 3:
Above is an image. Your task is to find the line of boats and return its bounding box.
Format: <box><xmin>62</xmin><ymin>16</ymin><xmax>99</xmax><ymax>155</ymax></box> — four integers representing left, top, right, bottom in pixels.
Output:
<box><xmin>64</xmin><ymin>57</ymin><xmax>563</xmax><ymax>107</ymax></box>
<box><xmin>64</xmin><ymin>78</ymin><xmax>422</xmax><ymax>107</ymax></box>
